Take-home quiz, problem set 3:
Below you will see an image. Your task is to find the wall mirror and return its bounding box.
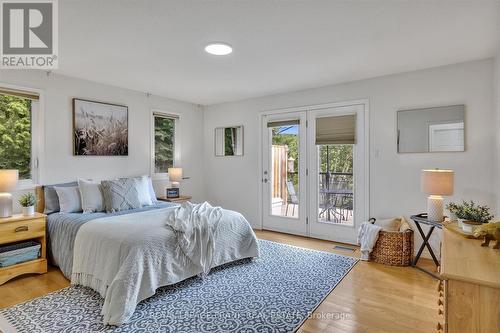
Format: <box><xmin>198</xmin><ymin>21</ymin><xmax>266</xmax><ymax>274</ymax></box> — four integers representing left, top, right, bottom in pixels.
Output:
<box><xmin>397</xmin><ymin>105</ymin><xmax>465</xmax><ymax>153</ymax></box>
<box><xmin>215</xmin><ymin>126</ymin><xmax>244</xmax><ymax>156</ymax></box>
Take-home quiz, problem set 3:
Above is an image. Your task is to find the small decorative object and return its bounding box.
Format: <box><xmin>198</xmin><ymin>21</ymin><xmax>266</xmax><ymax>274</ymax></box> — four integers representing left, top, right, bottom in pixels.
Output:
<box><xmin>73</xmin><ymin>98</ymin><xmax>128</xmax><ymax>156</ymax></box>
<box><xmin>446</xmin><ymin>200</ymin><xmax>493</xmax><ymax>234</ymax></box>
<box><xmin>19</xmin><ymin>193</ymin><xmax>36</xmax><ymax>216</ymax></box>
<box><xmin>167</xmin><ymin>167</ymin><xmax>182</xmax><ymax>198</ymax></box>
<box><xmin>473</xmin><ymin>221</ymin><xmax>500</xmax><ymax>249</ymax></box>
<box><xmin>0</xmin><ymin>170</ymin><xmax>18</xmax><ymax>218</ymax></box>
<box><xmin>166</xmin><ymin>188</ymin><xmax>180</xmax><ymax>199</ymax></box>
<box><xmin>421</xmin><ymin>169</ymin><xmax>454</xmax><ymax>222</ymax></box>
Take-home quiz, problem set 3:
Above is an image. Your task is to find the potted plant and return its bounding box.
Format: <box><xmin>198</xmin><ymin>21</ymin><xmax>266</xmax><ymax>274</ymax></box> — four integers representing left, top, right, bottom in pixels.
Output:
<box><xmin>446</xmin><ymin>201</ymin><xmax>493</xmax><ymax>233</ymax></box>
<box><xmin>19</xmin><ymin>193</ymin><xmax>36</xmax><ymax>216</ymax></box>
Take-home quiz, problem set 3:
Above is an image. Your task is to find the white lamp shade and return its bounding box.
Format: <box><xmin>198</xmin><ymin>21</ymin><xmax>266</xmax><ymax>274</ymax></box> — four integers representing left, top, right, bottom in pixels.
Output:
<box><xmin>168</xmin><ymin>168</ymin><xmax>183</xmax><ymax>183</ymax></box>
<box><xmin>0</xmin><ymin>170</ymin><xmax>18</xmax><ymax>192</ymax></box>
<box><xmin>421</xmin><ymin>169</ymin><xmax>454</xmax><ymax>196</ymax></box>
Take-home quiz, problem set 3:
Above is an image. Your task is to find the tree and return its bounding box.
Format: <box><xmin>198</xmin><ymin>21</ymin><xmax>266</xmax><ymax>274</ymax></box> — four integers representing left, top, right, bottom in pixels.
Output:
<box><xmin>154</xmin><ymin>117</ymin><xmax>174</xmax><ymax>173</ymax></box>
<box><xmin>0</xmin><ymin>95</ymin><xmax>31</xmax><ymax>179</ymax></box>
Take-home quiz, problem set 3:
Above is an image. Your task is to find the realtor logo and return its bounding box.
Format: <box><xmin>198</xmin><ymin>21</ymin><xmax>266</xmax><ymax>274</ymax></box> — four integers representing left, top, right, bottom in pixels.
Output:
<box><xmin>1</xmin><ymin>0</ymin><xmax>58</xmax><ymax>68</ymax></box>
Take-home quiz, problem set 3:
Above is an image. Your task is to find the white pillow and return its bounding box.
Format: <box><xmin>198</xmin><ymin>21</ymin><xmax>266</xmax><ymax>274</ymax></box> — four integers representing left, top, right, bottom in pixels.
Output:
<box><xmin>134</xmin><ymin>176</ymin><xmax>153</xmax><ymax>206</ymax></box>
<box><xmin>54</xmin><ymin>186</ymin><xmax>82</xmax><ymax>213</ymax></box>
<box><xmin>78</xmin><ymin>179</ymin><xmax>104</xmax><ymax>213</ymax></box>
<box><xmin>146</xmin><ymin>176</ymin><xmax>158</xmax><ymax>205</ymax></box>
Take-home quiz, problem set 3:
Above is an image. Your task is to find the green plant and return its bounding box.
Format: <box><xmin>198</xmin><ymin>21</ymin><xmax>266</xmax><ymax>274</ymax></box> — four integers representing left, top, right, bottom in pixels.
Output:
<box><xmin>19</xmin><ymin>193</ymin><xmax>36</xmax><ymax>207</ymax></box>
<box><xmin>446</xmin><ymin>200</ymin><xmax>493</xmax><ymax>224</ymax></box>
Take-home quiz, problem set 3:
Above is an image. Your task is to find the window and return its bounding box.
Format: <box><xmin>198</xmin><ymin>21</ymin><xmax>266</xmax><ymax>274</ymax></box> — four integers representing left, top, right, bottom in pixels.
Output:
<box><xmin>0</xmin><ymin>87</ymin><xmax>40</xmax><ymax>184</ymax></box>
<box><xmin>152</xmin><ymin>112</ymin><xmax>179</xmax><ymax>175</ymax></box>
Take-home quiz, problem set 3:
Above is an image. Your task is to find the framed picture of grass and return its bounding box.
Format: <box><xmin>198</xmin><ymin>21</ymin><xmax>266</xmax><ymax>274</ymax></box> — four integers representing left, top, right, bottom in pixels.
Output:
<box><xmin>73</xmin><ymin>98</ymin><xmax>128</xmax><ymax>156</ymax></box>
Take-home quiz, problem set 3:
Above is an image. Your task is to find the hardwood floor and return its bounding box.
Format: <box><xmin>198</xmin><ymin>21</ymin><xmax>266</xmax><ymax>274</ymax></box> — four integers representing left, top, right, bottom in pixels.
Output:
<box><xmin>0</xmin><ymin>230</ymin><xmax>439</xmax><ymax>333</ymax></box>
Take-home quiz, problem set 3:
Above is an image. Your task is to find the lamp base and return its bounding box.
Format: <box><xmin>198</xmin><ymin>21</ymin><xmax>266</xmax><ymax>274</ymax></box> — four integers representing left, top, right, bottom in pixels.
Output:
<box><xmin>427</xmin><ymin>195</ymin><xmax>444</xmax><ymax>222</ymax></box>
<box><xmin>0</xmin><ymin>193</ymin><xmax>13</xmax><ymax>218</ymax></box>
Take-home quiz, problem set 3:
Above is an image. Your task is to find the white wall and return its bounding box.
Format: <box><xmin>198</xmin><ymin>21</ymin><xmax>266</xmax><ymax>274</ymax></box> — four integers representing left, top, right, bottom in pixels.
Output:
<box><xmin>203</xmin><ymin>59</ymin><xmax>495</xmax><ymax>255</ymax></box>
<box><xmin>0</xmin><ymin>70</ymin><xmax>205</xmax><ymax>207</ymax></box>
<box><xmin>495</xmin><ymin>49</ymin><xmax>500</xmax><ymax>216</ymax></box>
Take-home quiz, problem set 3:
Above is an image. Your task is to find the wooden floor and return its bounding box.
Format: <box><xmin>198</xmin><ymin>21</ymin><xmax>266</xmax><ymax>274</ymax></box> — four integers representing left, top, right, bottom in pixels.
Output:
<box><xmin>0</xmin><ymin>230</ymin><xmax>439</xmax><ymax>333</ymax></box>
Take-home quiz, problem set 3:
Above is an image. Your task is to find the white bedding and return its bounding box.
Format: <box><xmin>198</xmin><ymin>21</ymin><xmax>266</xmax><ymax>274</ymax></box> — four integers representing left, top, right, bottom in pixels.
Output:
<box><xmin>71</xmin><ymin>205</ymin><xmax>259</xmax><ymax>326</ymax></box>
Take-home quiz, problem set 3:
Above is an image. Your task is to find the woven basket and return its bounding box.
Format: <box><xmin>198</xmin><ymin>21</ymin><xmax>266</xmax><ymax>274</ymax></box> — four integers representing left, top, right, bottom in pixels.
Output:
<box><xmin>370</xmin><ymin>229</ymin><xmax>414</xmax><ymax>266</ymax></box>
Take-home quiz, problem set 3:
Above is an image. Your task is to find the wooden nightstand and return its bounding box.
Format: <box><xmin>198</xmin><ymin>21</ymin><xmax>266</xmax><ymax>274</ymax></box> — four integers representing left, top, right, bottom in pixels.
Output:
<box><xmin>157</xmin><ymin>195</ymin><xmax>192</xmax><ymax>203</ymax></box>
<box><xmin>0</xmin><ymin>213</ymin><xmax>47</xmax><ymax>285</ymax></box>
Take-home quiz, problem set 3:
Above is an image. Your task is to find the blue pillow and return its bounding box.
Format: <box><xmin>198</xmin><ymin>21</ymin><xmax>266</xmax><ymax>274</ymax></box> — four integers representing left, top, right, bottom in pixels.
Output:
<box><xmin>44</xmin><ymin>181</ymin><xmax>78</xmax><ymax>214</ymax></box>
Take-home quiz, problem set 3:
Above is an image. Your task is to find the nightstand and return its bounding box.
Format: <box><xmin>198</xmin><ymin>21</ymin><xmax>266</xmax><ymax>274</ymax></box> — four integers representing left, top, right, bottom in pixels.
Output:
<box><xmin>157</xmin><ymin>195</ymin><xmax>192</xmax><ymax>203</ymax></box>
<box><xmin>0</xmin><ymin>213</ymin><xmax>47</xmax><ymax>285</ymax></box>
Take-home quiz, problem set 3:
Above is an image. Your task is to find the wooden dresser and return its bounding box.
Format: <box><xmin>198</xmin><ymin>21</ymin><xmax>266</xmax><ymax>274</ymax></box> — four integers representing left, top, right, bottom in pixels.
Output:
<box><xmin>438</xmin><ymin>227</ymin><xmax>500</xmax><ymax>332</ymax></box>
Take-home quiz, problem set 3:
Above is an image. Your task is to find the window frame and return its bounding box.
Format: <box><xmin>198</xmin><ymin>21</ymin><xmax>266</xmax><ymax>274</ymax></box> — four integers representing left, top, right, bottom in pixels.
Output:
<box><xmin>0</xmin><ymin>82</ymin><xmax>44</xmax><ymax>189</ymax></box>
<box><xmin>150</xmin><ymin>109</ymin><xmax>180</xmax><ymax>180</ymax></box>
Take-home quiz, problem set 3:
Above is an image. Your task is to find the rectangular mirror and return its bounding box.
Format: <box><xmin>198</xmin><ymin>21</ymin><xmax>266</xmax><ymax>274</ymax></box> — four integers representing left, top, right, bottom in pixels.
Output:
<box><xmin>397</xmin><ymin>105</ymin><xmax>465</xmax><ymax>153</ymax></box>
<box><xmin>215</xmin><ymin>126</ymin><xmax>244</xmax><ymax>156</ymax></box>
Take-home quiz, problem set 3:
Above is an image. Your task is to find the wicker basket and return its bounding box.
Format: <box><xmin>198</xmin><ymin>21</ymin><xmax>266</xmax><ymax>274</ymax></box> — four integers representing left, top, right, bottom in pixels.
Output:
<box><xmin>370</xmin><ymin>228</ymin><xmax>414</xmax><ymax>266</ymax></box>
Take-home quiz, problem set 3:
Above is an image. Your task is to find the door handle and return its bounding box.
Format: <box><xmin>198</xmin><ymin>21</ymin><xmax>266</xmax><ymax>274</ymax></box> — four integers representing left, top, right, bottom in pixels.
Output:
<box><xmin>263</xmin><ymin>178</ymin><xmax>268</xmax><ymax>183</ymax></box>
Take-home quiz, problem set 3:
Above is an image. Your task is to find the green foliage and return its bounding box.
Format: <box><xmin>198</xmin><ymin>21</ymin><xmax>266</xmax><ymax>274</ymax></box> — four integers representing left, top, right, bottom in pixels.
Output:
<box><xmin>446</xmin><ymin>201</ymin><xmax>493</xmax><ymax>223</ymax></box>
<box><xmin>271</xmin><ymin>126</ymin><xmax>354</xmax><ymax>194</ymax></box>
<box><xmin>154</xmin><ymin>117</ymin><xmax>175</xmax><ymax>173</ymax></box>
<box><xmin>19</xmin><ymin>192</ymin><xmax>36</xmax><ymax>207</ymax></box>
<box><xmin>0</xmin><ymin>94</ymin><xmax>31</xmax><ymax>179</ymax></box>
<box><xmin>224</xmin><ymin>128</ymin><xmax>235</xmax><ymax>155</ymax></box>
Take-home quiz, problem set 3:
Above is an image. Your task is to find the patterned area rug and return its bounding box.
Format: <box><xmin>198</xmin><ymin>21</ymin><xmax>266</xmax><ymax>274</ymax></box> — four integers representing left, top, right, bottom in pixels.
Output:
<box><xmin>0</xmin><ymin>240</ymin><xmax>357</xmax><ymax>333</ymax></box>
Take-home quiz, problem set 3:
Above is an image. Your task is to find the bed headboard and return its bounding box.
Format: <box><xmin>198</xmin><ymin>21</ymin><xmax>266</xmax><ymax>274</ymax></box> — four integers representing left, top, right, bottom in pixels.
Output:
<box><xmin>35</xmin><ymin>185</ymin><xmax>45</xmax><ymax>214</ymax></box>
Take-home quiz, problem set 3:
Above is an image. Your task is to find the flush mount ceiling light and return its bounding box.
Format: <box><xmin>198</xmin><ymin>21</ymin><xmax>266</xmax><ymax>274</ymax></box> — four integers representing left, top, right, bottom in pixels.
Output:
<box><xmin>204</xmin><ymin>42</ymin><xmax>233</xmax><ymax>56</ymax></box>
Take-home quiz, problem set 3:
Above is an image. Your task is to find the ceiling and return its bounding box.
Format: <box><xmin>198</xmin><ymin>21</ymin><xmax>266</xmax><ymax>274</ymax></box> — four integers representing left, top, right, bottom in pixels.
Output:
<box><xmin>56</xmin><ymin>1</ymin><xmax>500</xmax><ymax>105</ymax></box>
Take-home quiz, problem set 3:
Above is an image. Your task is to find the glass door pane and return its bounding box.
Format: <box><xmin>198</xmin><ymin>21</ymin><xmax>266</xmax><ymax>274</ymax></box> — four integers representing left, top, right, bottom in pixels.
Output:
<box><xmin>317</xmin><ymin>144</ymin><xmax>354</xmax><ymax>225</ymax></box>
<box><xmin>269</xmin><ymin>123</ymin><xmax>300</xmax><ymax>219</ymax></box>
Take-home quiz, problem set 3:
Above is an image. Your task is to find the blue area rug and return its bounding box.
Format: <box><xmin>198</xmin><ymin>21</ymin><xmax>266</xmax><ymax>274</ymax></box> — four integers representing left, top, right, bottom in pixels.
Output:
<box><xmin>0</xmin><ymin>240</ymin><xmax>357</xmax><ymax>333</ymax></box>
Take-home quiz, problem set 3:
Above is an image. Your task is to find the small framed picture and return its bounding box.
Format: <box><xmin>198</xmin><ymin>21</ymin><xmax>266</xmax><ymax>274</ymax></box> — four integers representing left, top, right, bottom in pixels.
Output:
<box><xmin>166</xmin><ymin>188</ymin><xmax>179</xmax><ymax>198</ymax></box>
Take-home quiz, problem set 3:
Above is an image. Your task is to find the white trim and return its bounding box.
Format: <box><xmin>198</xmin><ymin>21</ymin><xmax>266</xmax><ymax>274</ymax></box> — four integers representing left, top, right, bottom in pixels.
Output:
<box><xmin>150</xmin><ymin>109</ymin><xmax>181</xmax><ymax>180</ymax></box>
<box><xmin>0</xmin><ymin>81</ymin><xmax>45</xmax><ymax>186</ymax></box>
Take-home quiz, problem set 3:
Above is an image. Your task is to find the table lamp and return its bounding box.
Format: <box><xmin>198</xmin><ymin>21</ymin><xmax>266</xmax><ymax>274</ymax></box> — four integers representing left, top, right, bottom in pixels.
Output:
<box><xmin>167</xmin><ymin>167</ymin><xmax>182</xmax><ymax>198</ymax></box>
<box><xmin>0</xmin><ymin>170</ymin><xmax>19</xmax><ymax>218</ymax></box>
<box><xmin>421</xmin><ymin>169</ymin><xmax>454</xmax><ymax>222</ymax></box>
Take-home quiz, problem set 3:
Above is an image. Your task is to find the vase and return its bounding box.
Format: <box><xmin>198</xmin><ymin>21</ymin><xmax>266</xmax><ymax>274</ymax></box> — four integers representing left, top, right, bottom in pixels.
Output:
<box><xmin>21</xmin><ymin>206</ymin><xmax>35</xmax><ymax>216</ymax></box>
<box><xmin>461</xmin><ymin>220</ymin><xmax>482</xmax><ymax>234</ymax></box>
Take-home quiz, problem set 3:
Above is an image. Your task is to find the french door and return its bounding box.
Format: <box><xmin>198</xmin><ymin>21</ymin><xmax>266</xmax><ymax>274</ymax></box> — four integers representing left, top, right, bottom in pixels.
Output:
<box><xmin>261</xmin><ymin>112</ymin><xmax>308</xmax><ymax>236</ymax></box>
<box><xmin>261</xmin><ymin>102</ymin><xmax>367</xmax><ymax>244</ymax></box>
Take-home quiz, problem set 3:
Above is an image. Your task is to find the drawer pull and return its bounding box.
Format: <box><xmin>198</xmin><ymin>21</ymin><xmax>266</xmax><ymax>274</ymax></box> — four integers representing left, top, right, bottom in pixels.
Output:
<box><xmin>15</xmin><ymin>226</ymin><xmax>29</xmax><ymax>232</ymax></box>
<box><xmin>438</xmin><ymin>299</ymin><xmax>443</xmax><ymax>306</ymax></box>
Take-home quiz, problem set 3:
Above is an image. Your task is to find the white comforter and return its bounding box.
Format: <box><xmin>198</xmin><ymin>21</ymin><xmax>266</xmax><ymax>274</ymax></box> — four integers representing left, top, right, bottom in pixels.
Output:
<box><xmin>71</xmin><ymin>205</ymin><xmax>259</xmax><ymax>326</ymax></box>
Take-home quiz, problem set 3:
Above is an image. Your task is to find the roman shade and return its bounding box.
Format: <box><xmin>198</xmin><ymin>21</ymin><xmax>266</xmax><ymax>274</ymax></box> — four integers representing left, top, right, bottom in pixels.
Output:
<box><xmin>0</xmin><ymin>88</ymin><xmax>39</xmax><ymax>100</ymax></box>
<box><xmin>316</xmin><ymin>114</ymin><xmax>356</xmax><ymax>145</ymax></box>
<box><xmin>267</xmin><ymin>119</ymin><xmax>299</xmax><ymax>128</ymax></box>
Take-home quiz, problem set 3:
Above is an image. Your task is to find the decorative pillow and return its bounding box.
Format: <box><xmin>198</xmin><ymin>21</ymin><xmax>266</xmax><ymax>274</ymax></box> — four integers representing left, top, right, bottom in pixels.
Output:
<box><xmin>376</xmin><ymin>218</ymin><xmax>402</xmax><ymax>232</ymax></box>
<box><xmin>134</xmin><ymin>176</ymin><xmax>153</xmax><ymax>207</ymax></box>
<box><xmin>78</xmin><ymin>179</ymin><xmax>105</xmax><ymax>213</ymax></box>
<box><xmin>44</xmin><ymin>181</ymin><xmax>78</xmax><ymax>214</ymax></box>
<box><xmin>146</xmin><ymin>176</ymin><xmax>158</xmax><ymax>205</ymax></box>
<box><xmin>54</xmin><ymin>186</ymin><xmax>82</xmax><ymax>213</ymax></box>
<box><xmin>101</xmin><ymin>178</ymin><xmax>141</xmax><ymax>213</ymax></box>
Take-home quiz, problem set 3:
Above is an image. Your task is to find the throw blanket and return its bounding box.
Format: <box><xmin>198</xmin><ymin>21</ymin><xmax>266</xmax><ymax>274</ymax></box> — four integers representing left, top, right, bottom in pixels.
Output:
<box><xmin>357</xmin><ymin>222</ymin><xmax>382</xmax><ymax>260</ymax></box>
<box><xmin>165</xmin><ymin>202</ymin><xmax>222</xmax><ymax>276</ymax></box>
<box><xmin>71</xmin><ymin>207</ymin><xmax>259</xmax><ymax>326</ymax></box>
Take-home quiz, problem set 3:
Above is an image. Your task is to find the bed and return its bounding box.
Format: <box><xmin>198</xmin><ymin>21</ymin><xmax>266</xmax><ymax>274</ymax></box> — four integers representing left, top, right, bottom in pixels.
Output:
<box><xmin>35</xmin><ymin>186</ymin><xmax>260</xmax><ymax>326</ymax></box>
